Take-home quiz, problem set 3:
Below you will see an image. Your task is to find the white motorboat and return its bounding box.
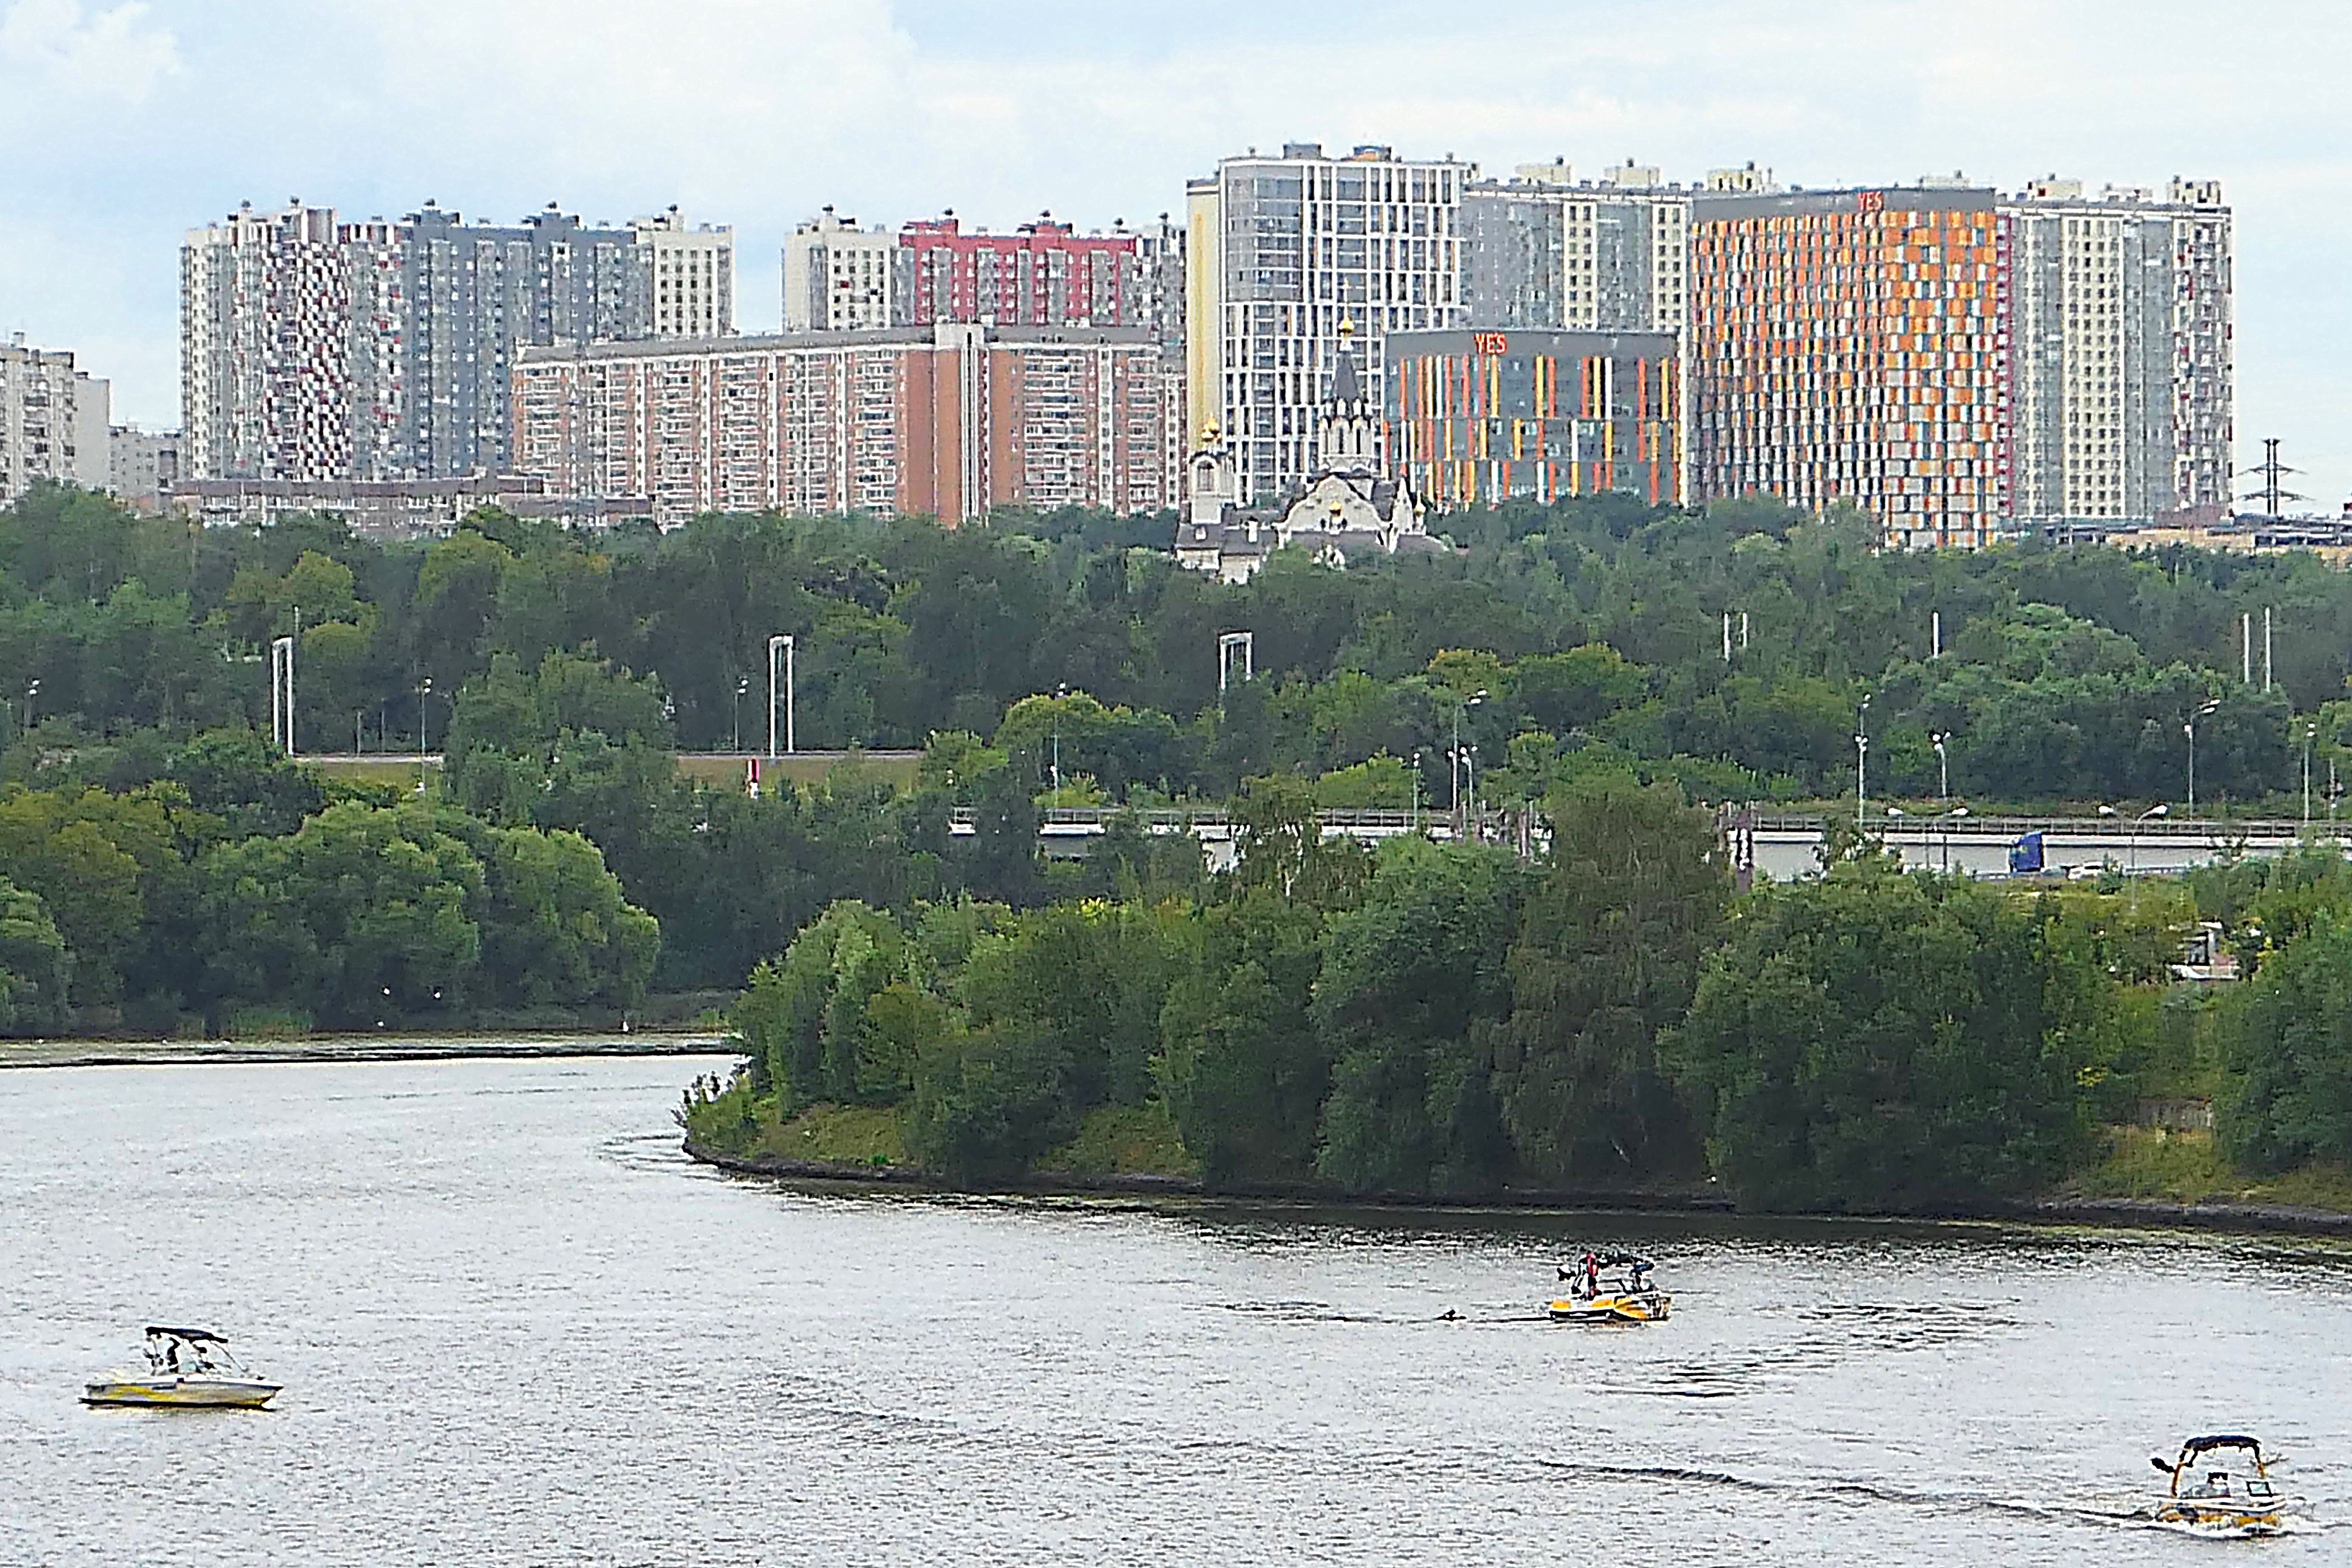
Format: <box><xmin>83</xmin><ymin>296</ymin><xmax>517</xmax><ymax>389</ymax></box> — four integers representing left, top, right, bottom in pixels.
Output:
<box><xmin>83</xmin><ymin>1326</ymin><xmax>281</xmax><ymax>1409</ymax></box>
<box><xmin>2148</xmin><ymin>1434</ymin><xmax>2297</xmax><ymax>1537</ymax></box>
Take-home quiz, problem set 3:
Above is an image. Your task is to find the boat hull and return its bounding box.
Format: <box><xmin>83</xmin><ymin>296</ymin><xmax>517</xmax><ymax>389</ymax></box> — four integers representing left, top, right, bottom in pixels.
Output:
<box><xmin>1547</xmin><ymin>1291</ymin><xmax>1672</xmax><ymax>1324</ymax></box>
<box><xmin>2152</xmin><ymin>1502</ymin><xmax>2288</xmax><ymax>1538</ymax></box>
<box><xmin>82</xmin><ymin>1377</ymin><xmax>280</xmax><ymax>1409</ymax></box>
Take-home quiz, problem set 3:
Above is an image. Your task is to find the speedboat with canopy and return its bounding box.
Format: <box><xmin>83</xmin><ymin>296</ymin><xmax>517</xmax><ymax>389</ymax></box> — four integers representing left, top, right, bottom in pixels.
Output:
<box><xmin>2147</xmin><ymin>1435</ymin><xmax>2295</xmax><ymax>1536</ymax></box>
<box><xmin>83</xmin><ymin>1327</ymin><xmax>281</xmax><ymax>1409</ymax></box>
<box><xmin>1547</xmin><ymin>1252</ymin><xmax>1671</xmax><ymax>1324</ymax></box>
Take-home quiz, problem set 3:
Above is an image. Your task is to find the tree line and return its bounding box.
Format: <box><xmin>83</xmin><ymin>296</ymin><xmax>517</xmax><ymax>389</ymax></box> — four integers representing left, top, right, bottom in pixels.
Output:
<box><xmin>0</xmin><ymin>728</ymin><xmax>655</xmax><ymax>1036</ymax></box>
<box><xmin>688</xmin><ymin>774</ymin><xmax>2352</xmax><ymax>1213</ymax></box>
<box><xmin>6</xmin><ymin>481</ymin><xmax>2346</xmax><ymax>816</ymax></box>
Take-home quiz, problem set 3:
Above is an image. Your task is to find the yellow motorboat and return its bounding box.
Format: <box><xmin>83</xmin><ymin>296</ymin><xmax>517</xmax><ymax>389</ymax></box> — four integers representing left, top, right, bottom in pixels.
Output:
<box><xmin>2149</xmin><ymin>1435</ymin><xmax>2295</xmax><ymax>1537</ymax></box>
<box><xmin>83</xmin><ymin>1327</ymin><xmax>280</xmax><ymax>1410</ymax></box>
<box><xmin>1547</xmin><ymin>1252</ymin><xmax>1672</xmax><ymax>1324</ymax></box>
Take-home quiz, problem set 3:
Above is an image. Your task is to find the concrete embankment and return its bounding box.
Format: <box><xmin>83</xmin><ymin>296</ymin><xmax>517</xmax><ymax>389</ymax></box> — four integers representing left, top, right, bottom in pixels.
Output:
<box><xmin>685</xmin><ymin>1139</ymin><xmax>2352</xmax><ymax>1238</ymax></box>
<box><xmin>0</xmin><ymin>1034</ymin><xmax>731</xmax><ymax>1070</ymax></box>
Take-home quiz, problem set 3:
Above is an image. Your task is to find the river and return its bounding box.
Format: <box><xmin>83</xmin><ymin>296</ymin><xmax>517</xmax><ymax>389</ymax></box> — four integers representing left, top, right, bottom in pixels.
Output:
<box><xmin>2</xmin><ymin>1053</ymin><xmax>2346</xmax><ymax>1566</ymax></box>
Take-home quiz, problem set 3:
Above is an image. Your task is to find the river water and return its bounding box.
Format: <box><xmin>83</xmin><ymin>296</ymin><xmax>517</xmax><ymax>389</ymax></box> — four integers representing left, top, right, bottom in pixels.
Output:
<box><xmin>3</xmin><ymin>1054</ymin><xmax>2348</xmax><ymax>1566</ymax></box>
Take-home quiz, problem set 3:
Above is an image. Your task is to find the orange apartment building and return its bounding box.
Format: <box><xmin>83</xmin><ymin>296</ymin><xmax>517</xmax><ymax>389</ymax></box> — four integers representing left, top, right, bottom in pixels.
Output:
<box><xmin>511</xmin><ymin>323</ymin><xmax>1178</xmax><ymax>526</ymax></box>
<box><xmin>1688</xmin><ymin>186</ymin><xmax>2010</xmax><ymax>550</ymax></box>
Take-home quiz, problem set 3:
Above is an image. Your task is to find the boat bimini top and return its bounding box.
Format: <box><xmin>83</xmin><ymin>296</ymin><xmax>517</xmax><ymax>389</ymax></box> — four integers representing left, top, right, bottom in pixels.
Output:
<box><xmin>2152</xmin><ymin>1434</ymin><xmax>2271</xmax><ymax>1488</ymax></box>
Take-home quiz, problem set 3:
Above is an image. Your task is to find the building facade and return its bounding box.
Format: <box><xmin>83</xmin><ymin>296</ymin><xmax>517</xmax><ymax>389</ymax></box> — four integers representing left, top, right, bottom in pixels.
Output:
<box><xmin>632</xmin><ymin>207</ymin><xmax>735</xmax><ymax>340</ymax></box>
<box><xmin>1687</xmin><ymin>184</ymin><xmax>2012</xmax><ymax>549</ymax></box>
<box><xmin>899</xmin><ymin>215</ymin><xmax>1142</xmax><ymax>329</ymax></box>
<box><xmin>2004</xmin><ymin>177</ymin><xmax>2232</xmax><ymax>526</ymax></box>
<box><xmin>182</xmin><ymin>198</ymin><xmax>732</xmax><ymax>484</ymax></box>
<box><xmin>107</xmin><ymin>425</ymin><xmax>180</xmax><ymax>508</ymax></box>
<box><xmin>1463</xmin><ymin>160</ymin><xmax>1692</xmax><ymax>336</ymax></box>
<box><xmin>511</xmin><ymin>324</ymin><xmax>1179</xmax><ymax>527</ymax></box>
<box><xmin>782</xmin><ymin>209</ymin><xmax>896</xmax><ymax>331</ymax></box>
<box><xmin>166</xmin><ymin>474</ymin><xmax>651</xmax><ymax>536</ymax></box>
<box><xmin>1186</xmin><ymin>143</ymin><xmax>1471</xmax><ymax>505</ymax></box>
<box><xmin>1386</xmin><ymin>327</ymin><xmax>1684</xmax><ymax>510</ymax></box>
<box><xmin>0</xmin><ymin>336</ymin><xmax>109</xmax><ymax>505</ymax></box>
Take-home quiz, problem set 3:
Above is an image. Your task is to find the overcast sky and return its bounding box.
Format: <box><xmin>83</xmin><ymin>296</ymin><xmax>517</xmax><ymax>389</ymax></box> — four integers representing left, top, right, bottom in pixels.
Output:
<box><xmin>2</xmin><ymin>0</ymin><xmax>2345</xmax><ymax>509</ymax></box>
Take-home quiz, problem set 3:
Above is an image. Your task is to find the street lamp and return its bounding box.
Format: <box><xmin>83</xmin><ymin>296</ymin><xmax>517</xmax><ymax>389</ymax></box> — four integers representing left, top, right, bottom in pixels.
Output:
<box><xmin>1855</xmin><ymin>694</ymin><xmax>1872</xmax><ymax>829</ymax></box>
<box><xmin>23</xmin><ymin>678</ymin><xmax>38</xmax><ymax>734</ymax></box>
<box><xmin>2130</xmin><ymin>802</ymin><xmax>2169</xmax><ymax>875</ymax></box>
<box><xmin>1930</xmin><ymin>730</ymin><xmax>1950</xmax><ymax>809</ymax></box>
<box><xmin>1451</xmin><ymin>744</ymin><xmax>1479</xmax><ymax>834</ymax></box>
<box><xmin>2184</xmin><ymin>699</ymin><xmax>2218</xmax><ymax>818</ymax></box>
<box><xmin>1451</xmin><ymin>689</ymin><xmax>1487</xmax><ymax>816</ymax></box>
<box><xmin>1409</xmin><ymin>750</ymin><xmax>1422</xmax><ymax>832</ymax></box>
<box><xmin>1050</xmin><ymin>683</ymin><xmax>1069</xmax><ymax>795</ymax></box>
<box><xmin>732</xmin><ymin>676</ymin><xmax>750</xmax><ymax>754</ymax></box>
<box><xmin>2304</xmin><ymin>723</ymin><xmax>2319</xmax><ymax>825</ymax></box>
<box><xmin>767</xmin><ymin>634</ymin><xmax>795</xmax><ymax>757</ymax></box>
<box><xmin>415</xmin><ymin>679</ymin><xmax>434</xmax><ymax>794</ymax></box>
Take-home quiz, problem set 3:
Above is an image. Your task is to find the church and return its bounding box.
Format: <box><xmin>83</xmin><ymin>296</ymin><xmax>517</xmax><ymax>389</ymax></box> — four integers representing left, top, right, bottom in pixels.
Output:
<box><xmin>1173</xmin><ymin>320</ymin><xmax>1444</xmax><ymax>584</ymax></box>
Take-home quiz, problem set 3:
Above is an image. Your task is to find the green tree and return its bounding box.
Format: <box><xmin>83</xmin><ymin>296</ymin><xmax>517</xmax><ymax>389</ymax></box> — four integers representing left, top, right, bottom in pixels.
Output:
<box><xmin>1669</xmin><ymin>862</ymin><xmax>2096</xmax><ymax>1212</ymax></box>
<box><xmin>1311</xmin><ymin>840</ymin><xmax>1526</xmax><ymax>1194</ymax></box>
<box><xmin>0</xmin><ymin>876</ymin><xmax>71</xmax><ymax>1034</ymax></box>
<box><xmin>2218</xmin><ymin>914</ymin><xmax>2352</xmax><ymax>1171</ymax></box>
<box><xmin>1496</xmin><ymin>779</ymin><xmax>1728</xmax><ymax>1182</ymax></box>
<box><xmin>1155</xmin><ymin>893</ymin><xmax>1328</xmax><ymax>1182</ymax></box>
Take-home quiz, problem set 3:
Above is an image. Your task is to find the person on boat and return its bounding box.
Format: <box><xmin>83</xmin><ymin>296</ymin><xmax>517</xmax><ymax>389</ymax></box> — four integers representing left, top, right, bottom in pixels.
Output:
<box><xmin>1585</xmin><ymin>1253</ymin><xmax>1601</xmax><ymax>1298</ymax></box>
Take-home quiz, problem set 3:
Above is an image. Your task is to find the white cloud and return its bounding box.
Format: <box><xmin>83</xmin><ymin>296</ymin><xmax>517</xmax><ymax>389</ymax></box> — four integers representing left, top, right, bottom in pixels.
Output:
<box><xmin>0</xmin><ymin>0</ymin><xmax>178</xmax><ymax>101</ymax></box>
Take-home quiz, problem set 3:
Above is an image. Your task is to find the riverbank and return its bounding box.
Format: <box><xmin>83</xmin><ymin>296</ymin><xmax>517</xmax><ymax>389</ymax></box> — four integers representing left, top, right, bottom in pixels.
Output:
<box><xmin>0</xmin><ymin>1033</ymin><xmax>730</xmax><ymax>1070</ymax></box>
<box><xmin>683</xmin><ymin>1135</ymin><xmax>2352</xmax><ymax>1238</ymax></box>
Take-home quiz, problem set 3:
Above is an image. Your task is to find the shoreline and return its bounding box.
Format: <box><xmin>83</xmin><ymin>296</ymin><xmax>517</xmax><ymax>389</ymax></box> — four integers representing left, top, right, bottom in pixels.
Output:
<box><xmin>0</xmin><ymin>1033</ymin><xmax>732</xmax><ymax>1071</ymax></box>
<box><xmin>683</xmin><ymin>1139</ymin><xmax>2352</xmax><ymax>1239</ymax></box>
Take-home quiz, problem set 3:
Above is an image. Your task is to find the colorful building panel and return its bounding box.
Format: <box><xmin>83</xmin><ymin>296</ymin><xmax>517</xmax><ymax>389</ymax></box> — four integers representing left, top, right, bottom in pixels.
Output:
<box><xmin>1383</xmin><ymin>328</ymin><xmax>1684</xmax><ymax>510</ymax></box>
<box><xmin>1687</xmin><ymin>187</ymin><xmax>2010</xmax><ymax>550</ymax></box>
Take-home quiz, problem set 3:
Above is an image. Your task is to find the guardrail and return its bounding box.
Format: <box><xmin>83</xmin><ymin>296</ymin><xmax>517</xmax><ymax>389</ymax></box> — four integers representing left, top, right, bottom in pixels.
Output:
<box><xmin>1748</xmin><ymin>813</ymin><xmax>2322</xmax><ymax>842</ymax></box>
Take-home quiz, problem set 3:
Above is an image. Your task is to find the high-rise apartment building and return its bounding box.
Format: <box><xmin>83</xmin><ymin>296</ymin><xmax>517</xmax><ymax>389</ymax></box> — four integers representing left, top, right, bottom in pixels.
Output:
<box><xmin>633</xmin><ymin>207</ymin><xmax>735</xmax><ymax>339</ymax></box>
<box><xmin>782</xmin><ymin>209</ymin><xmax>897</xmax><ymax>331</ymax></box>
<box><xmin>2005</xmin><ymin>177</ymin><xmax>2231</xmax><ymax>524</ymax></box>
<box><xmin>182</xmin><ymin>198</ymin><xmax>731</xmax><ymax>483</ymax></box>
<box><xmin>899</xmin><ymin>214</ymin><xmax>1142</xmax><ymax>328</ymax></box>
<box><xmin>1186</xmin><ymin>143</ymin><xmax>1470</xmax><ymax>503</ymax></box>
<box><xmin>1463</xmin><ymin>160</ymin><xmax>1691</xmax><ymax>336</ymax></box>
<box><xmin>0</xmin><ymin>335</ymin><xmax>109</xmax><ymax>505</ymax></box>
<box><xmin>397</xmin><ymin>204</ymin><xmax>654</xmax><ymax>479</ymax></box>
<box><xmin>1688</xmin><ymin>184</ymin><xmax>2012</xmax><ymax>549</ymax></box>
<box><xmin>182</xmin><ymin>203</ymin><xmax>379</xmax><ymax>483</ymax></box>
<box><xmin>512</xmin><ymin>324</ymin><xmax>1178</xmax><ymax>526</ymax></box>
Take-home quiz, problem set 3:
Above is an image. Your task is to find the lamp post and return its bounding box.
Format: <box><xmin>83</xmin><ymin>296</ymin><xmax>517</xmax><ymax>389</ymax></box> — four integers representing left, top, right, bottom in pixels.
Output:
<box><xmin>1409</xmin><ymin>750</ymin><xmax>1422</xmax><ymax>833</ymax></box>
<box><xmin>23</xmin><ymin>678</ymin><xmax>38</xmax><ymax>736</ymax></box>
<box><xmin>1050</xmin><ymin>682</ymin><xmax>1069</xmax><ymax>795</ymax></box>
<box><xmin>2304</xmin><ymin>723</ymin><xmax>2318</xmax><ymax>826</ymax></box>
<box><xmin>2184</xmin><ymin>699</ymin><xmax>2218</xmax><ymax>817</ymax></box>
<box><xmin>1452</xmin><ymin>744</ymin><xmax>1479</xmax><ymax>838</ymax></box>
<box><xmin>1450</xmin><ymin>689</ymin><xmax>1487</xmax><ymax>816</ymax></box>
<box><xmin>269</xmin><ymin>634</ymin><xmax>296</xmax><ymax>756</ymax></box>
<box><xmin>1855</xmin><ymin>694</ymin><xmax>1871</xmax><ymax>829</ymax></box>
<box><xmin>732</xmin><ymin>676</ymin><xmax>750</xmax><ymax>754</ymax></box>
<box><xmin>2131</xmin><ymin>802</ymin><xmax>2169</xmax><ymax>876</ymax></box>
<box><xmin>767</xmin><ymin>634</ymin><xmax>795</xmax><ymax>757</ymax></box>
<box><xmin>416</xmin><ymin>679</ymin><xmax>433</xmax><ymax>795</ymax></box>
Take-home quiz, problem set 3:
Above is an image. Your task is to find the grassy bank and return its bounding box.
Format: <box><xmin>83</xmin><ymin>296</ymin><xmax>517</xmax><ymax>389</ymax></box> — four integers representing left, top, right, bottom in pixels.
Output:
<box><xmin>2065</xmin><ymin>1126</ymin><xmax>2352</xmax><ymax>1212</ymax></box>
<box><xmin>683</xmin><ymin>1080</ymin><xmax>2352</xmax><ymax>1231</ymax></box>
<box><xmin>684</xmin><ymin>1083</ymin><xmax>1201</xmax><ymax>1183</ymax></box>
